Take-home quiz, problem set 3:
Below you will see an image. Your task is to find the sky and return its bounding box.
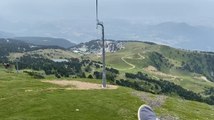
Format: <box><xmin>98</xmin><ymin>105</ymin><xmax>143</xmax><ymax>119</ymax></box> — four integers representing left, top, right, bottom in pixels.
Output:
<box><xmin>0</xmin><ymin>0</ymin><xmax>214</xmax><ymax>24</ymax></box>
<box><xmin>0</xmin><ymin>0</ymin><xmax>214</xmax><ymax>46</ymax></box>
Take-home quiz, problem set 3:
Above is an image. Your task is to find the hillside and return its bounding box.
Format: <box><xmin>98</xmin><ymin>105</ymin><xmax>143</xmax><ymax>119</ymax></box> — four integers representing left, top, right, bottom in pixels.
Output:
<box><xmin>0</xmin><ymin>38</ymin><xmax>37</xmax><ymax>62</ymax></box>
<box><xmin>14</xmin><ymin>37</ymin><xmax>75</xmax><ymax>48</ymax></box>
<box><xmin>88</xmin><ymin>41</ymin><xmax>214</xmax><ymax>94</ymax></box>
<box><xmin>0</xmin><ymin>69</ymin><xmax>213</xmax><ymax>120</ymax></box>
<box><xmin>0</xmin><ymin>38</ymin><xmax>65</xmax><ymax>62</ymax></box>
<box><xmin>2</xmin><ymin>39</ymin><xmax>214</xmax><ymax>95</ymax></box>
<box><xmin>72</xmin><ymin>40</ymin><xmax>214</xmax><ymax>83</ymax></box>
<box><xmin>70</xmin><ymin>40</ymin><xmax>124</xmax><ymax>54</ymax></box>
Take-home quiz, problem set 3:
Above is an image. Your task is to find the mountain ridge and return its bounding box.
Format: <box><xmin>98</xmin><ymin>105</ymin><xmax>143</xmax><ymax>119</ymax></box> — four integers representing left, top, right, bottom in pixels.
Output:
<box><xmin>14</xmin><ymin>37</ymin><xmax>76</xmax><ymax>48</ymax></box>
<box><xmin>1</xmin><ymin>21</ymin><xmax>214</xmax><ymax>51</ymax></box>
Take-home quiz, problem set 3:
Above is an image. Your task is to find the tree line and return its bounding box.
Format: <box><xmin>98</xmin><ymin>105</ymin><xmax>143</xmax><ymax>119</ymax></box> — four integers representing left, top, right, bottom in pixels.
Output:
<box><xmin>18</xmin><ymin>55</ymin><xmax>83</xmax><ymax>78</ymax></box>
<box><xmin>119</xmin><ymin>72</ymin><xmax>214</xmax><ymax>105</ymax></box>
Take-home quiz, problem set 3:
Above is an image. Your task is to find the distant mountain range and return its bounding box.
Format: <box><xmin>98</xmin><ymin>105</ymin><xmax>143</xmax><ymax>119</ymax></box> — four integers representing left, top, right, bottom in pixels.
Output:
<box><xmin>0</xmin><ymin>38</ymin><xmax>65</xmax><ymax>59</ymax></box>
<box><xmin>1</xmin><ymin>21</ymin><xmax>214</xmax><ymax>51</ymax></box>
<box><xmin>14</xmin><ymin>37</ymin><xmax>75</xmax><ymax>48</ymax></box>
<box><xmin>105</xmin><ymin>22</ymin><xmax>214</xmax><ymax>51</ymax></box>
<box><xmin>0</xmin><ymin>31</ymin><xmax>14</xmax><ymax>38</ymax></box>
<box><xmin>139</xmin><ymin>22</ymin><xmax>214</xmax><ymax>51</ymax></box>
<box><xmin>0</xmin><ymin>32</ymin><xmax>76</xmax><ymax>48</ymax></box>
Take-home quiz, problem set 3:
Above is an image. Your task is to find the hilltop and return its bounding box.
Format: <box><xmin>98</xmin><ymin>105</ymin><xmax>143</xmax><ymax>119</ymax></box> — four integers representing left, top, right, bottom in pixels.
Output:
<box><xmin>82</xmin><ymin>40</ymin><xmax>214</xmax><ymax>98</ymax></box>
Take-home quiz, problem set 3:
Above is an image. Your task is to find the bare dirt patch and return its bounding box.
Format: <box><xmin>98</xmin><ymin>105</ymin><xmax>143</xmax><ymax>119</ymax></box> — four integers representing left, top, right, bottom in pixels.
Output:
<box><xmin>132</xmin><ymin>91</ymin><xmax>167</xmax><ymax>108</ymax></box>
<box><xmin>200</xmin><ymin>76</ymin><xmax>211</xmax><ymax>82</ymax></box>
<box><xmin>144</xmin><ymin>66</ymin><xmax>177</xmax><ymax>79</ymax></box>
<box><xmin>42</xmin><ymin>80</ymin><xmax>118</xmax><ymax>90</ymax></box>
<box><xmin>159</xmin><ymin>115</ymin><xmax>180</xmax><ymax>120</ymax></box>
<box><xmin>145</xmin><ymin>66</ymin><xmax>158</xmax><ymax>71</ymax></box>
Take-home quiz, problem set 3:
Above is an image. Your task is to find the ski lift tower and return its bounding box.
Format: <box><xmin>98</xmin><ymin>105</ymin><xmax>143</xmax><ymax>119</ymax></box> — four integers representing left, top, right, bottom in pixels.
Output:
<box><xmin>96</xmin><ymin>0</ymin><xmax>106</xmax><ymax>88</ymax></box>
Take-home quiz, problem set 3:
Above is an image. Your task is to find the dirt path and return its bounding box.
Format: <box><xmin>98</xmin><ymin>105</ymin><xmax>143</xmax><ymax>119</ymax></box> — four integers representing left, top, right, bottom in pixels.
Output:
<box><xmin>144</xmin><ymin>66</ymin><xmax>178</xmax><ymax>79</ymax></box>
<box><xmin>115</xmin><ymin>53</ymin><xmax>146</xmax><ymax>70</ymax></box>
<box><xmin>120</xmin><ymin>57</ymin><xmax>136</xmax><ymax>70</ymax></box>
<box><xmin>137</xmin><ymin>53</ymin><xmax>145</xmax><ymax>59</ymax></box>
<box><xmin>42</xmin><ymin>80</ymin><xmax>118</xmax><ymax>90</ymax></box>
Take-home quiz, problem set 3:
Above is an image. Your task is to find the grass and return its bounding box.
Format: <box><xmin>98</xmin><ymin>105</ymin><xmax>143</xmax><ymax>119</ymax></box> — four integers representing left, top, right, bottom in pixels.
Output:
<box><xmin>174</xmin><ymin>75</ymin><xmax>214</xmax><ymax>93</ymax></box>
<box><xmin>134</xmin><ymin>91</ymin><xmax>214</xmax><ymax>120</ymax></box>
<box><xmin>0</xmin><ymin>69</ymin><xmax>214</xmax><ymax>120</ymax></box>
<box><xmin>156</xmin><ymin>97</ymin><xmax>214</xmax><ymax>120</ymax></box>
<box><xmin>105</xmin><ymin>53</ymin><xmax>131</xmax><ymax>69</ymax></box>
<box><xmin>0</xmin><ymin>88</ymin><xmax>141</xmax><ymax>120</ymax></box>
<box><xmin>0</xmin><ymin>70</ymin><xmax>142</xmax><ymax>120</ymax></box>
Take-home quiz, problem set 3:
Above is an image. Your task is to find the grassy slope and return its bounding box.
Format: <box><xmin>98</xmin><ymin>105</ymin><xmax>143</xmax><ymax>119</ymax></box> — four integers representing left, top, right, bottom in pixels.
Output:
<box><xmin>134</xmin><ymin>91</ymin><xmax>214</xmax><ymax>120</ymax></box>
<box><xmin>90</xmin><ymin>42</ymin><xmax>214</xmax><ymax>94</ymax></box>
<box><xmin>0</xmin><ymin>69</ymin><xmax>142</xmax><ymax>120</ymax></box>
<box><xmin>157</xmin><ymin>97</ymin><xmax>214</xmax><ymax>120</ymax></box>
<box><xmin>0</xmin><ymin>68</ymin><xmax>214</xmax><ymax>120</ymax></box>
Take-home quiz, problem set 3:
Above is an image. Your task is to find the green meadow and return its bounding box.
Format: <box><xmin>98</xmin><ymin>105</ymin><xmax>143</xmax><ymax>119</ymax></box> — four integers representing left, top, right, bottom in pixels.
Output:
<box><xmin>0</xmin><ymin>68</ymin><xmax>214</xmax><ymax>120</ymax></box>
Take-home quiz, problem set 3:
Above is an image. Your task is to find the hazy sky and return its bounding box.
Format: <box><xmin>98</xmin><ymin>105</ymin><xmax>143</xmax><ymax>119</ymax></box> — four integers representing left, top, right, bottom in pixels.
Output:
<box><xmin>1</xmin><ymin>0</ymin><xmax>214</xmax><ymax>45</ymax></box>
<box><xmin>0</xmin><ymin>0</ymin><xmax>214</xmax><ymax>25</ymax></box>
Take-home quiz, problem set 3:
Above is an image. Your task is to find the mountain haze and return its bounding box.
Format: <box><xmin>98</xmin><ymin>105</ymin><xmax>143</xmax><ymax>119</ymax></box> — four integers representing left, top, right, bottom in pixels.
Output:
<box><xmin>1</xmin><ymin>21</ymin><xmax>214</xmax><ymax>51</ymax></box>
<box><xmin>142</xmin><ymin>22</ymin><xmax>214</xmax><ymax>51</ymax></box>
<box><xmin>105</xmin><ymin>22</ymin><xmax>214</xmax><ymax>51</ymax></box>
<box><xmin>0</xmin><ymin>31</ymin><xmax>14</xmax><ymax>38</ymax></box>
